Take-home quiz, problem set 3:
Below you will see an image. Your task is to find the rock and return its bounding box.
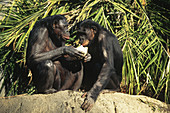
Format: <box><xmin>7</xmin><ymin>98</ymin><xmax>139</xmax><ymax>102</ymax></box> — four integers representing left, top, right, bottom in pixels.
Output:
<box><xmin>0</xmin><ymin>90</ymin><xmax>169</xmax><ymax>113</ymax></box>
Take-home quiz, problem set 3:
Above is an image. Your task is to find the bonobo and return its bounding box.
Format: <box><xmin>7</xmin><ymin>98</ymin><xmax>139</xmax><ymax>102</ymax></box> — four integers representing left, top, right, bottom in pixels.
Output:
<box><xmin>26</xmin><ymin>15</ymin><xmax>86</xmax><ymax>94</ymax></box>
<box><xmin>76</xmin><ymin>19</ymin><xmax>123</xmax><ymax>111</ymax></box>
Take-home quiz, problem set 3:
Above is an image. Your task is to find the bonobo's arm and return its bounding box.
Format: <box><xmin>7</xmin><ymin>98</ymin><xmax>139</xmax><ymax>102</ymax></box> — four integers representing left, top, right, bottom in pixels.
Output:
<box><xmin>81</xmin><ymin>37</ymin><xmax>115</xmax><ymax>111</ymax></box>
<box><xmin>31</xmin><ymin>46</ymin><xmax>83</xmax><ymax>63</ymax></box>
<box><xmin>27</xmin><ymin>28</ymin><xmax>84</xmax><ymax>65</ymax></box>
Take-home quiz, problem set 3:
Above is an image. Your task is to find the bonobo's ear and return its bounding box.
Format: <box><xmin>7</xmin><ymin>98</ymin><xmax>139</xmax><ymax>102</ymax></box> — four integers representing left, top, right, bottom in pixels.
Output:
<box><xmin>91</xmin><ymin>25</ymin><xmax>97</xmax><ymax>34</ymax></box>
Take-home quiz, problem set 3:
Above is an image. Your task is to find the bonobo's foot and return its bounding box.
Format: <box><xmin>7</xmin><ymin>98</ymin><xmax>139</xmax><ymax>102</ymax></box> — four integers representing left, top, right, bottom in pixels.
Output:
<box><xmin>81</xmin><ymin>92</ymin><xmax>95</xmax><ymax>112</ymax></box>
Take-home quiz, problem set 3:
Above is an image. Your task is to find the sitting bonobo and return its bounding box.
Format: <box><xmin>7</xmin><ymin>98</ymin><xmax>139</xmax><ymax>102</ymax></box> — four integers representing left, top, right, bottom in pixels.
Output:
<box><xmin>76</xmin><ymin>19</ymin><xmax>123</xmax><ymax>111</ymax></box>
<box><xmin>26</xmin><ymin>15</ymin><xmax>88</xmax><ymax>94</ymax></box>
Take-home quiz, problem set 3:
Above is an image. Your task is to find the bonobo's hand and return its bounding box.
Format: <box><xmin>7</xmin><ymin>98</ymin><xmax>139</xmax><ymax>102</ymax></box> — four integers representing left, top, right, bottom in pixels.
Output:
<box><xmin>84</xmin><ymin>53</ymin><xmax>91</xmax><ymax>62</ymax></box>
<box><xmin>81</xmin><ymin>92</ymin><xmax>95</xmax><ymax>112</ymax></box>
<box><xmin>63</xmin><ymin>46</ymin><xmax>85</xmax><ymax>59</ymax></box>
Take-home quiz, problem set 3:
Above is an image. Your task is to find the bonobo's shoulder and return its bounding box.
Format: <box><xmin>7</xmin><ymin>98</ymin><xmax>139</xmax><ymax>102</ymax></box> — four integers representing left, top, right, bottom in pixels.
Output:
<box><xmin>101</xmin><ymin>29</ymin><xmax>116</xmax><ymax>38</ymax></box>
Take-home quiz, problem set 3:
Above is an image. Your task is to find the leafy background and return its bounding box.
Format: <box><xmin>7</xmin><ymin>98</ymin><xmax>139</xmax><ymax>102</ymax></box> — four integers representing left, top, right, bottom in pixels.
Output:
<box><xmin>0</xmin><ymin>0</ymin><xmax>169</xmax><ymax>104</ymax></box>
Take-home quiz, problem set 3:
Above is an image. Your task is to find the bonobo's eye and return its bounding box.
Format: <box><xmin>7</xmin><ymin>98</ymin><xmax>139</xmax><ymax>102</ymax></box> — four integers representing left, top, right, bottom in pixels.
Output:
<box><xmin>79</xmin><ymin>27</ymin><xmax>85</xmax><ymax>32</ymax></box>
<box><xmin>58</xmin><ymin>20</ymin><xmax>67</xmax><ymax>28</ymax></box>
<box><xmin>64</xmin><ymin>25</ymin><xmax>68</xmax><ymax>29</ymax></box>
<box><xmin>91</xmin><ymin>26</ymin><xmax>97</xmax><ymax>31</ymax></box>
<box><xmin>53</xmin><ymin>20</ymin><xmax>59</xmax><ymax>29</ymax></box>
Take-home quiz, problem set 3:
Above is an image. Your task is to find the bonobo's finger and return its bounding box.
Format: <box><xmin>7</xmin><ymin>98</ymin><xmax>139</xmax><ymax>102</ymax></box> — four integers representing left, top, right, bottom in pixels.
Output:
<box><xmin>63</xmin><ymin>46</ymin><xmax>84</xmax><ymax>58</ymax></box>
<box><xmin>74</xmin><ymin>50</ymin><xmax>85</xmax><ymax>57</ymax></box>
<box><xmin>81</xmin><ymin>92</ymin><xmax>87</xmax><ymax>98</ymax></box>
<box><xmin>84</xmin><ymin>53</ymin><xmax>91</xmax><ymax>62</ymax></box>
<box><xmin>81</xmin><ymin>100</ymin><xmax>88</xmax><ymax>110</ymax></box>
<box><xmin>86</xmin><ymin>104</ymin><xmax>93</xmax><ymax>112</ymax></box>
<box><xmin>68</xmin><ymin>47</ymin><xmax>84</xmax><ymax>56</ymax></box>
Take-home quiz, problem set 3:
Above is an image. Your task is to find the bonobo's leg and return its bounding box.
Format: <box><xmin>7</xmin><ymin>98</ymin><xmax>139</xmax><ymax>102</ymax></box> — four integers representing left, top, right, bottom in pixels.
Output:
<box><xmin>60</xmin><ymin>71</ymin><xmax>83</xmax><ymax>91</ymax></box>
<box><xmin>71</xmin><ymin>64</ymin><xmax>83</xmax><ymax>91</ymax></box>
<box><xmin>51</xmin><ymin>59</ymin><xmax>84</xmax><ymax>91</ymax></box>
<box><xmin>33</xmin><ymin>60</ymin><xmax>59</xmax><ymax>94</ymax></box>
<box><xmin>53</xmin><ymin>62</ymin><xmax>61</xmax><ymax>91</ymax></box>
<box><xmin>53</xmin><ymin>61</ymin><xmax>74</xmax><ymax>91</ymax></box>
<box><xmin>105</xmin><ymin>72</ymin><xmax>121</xmax><ymax>91</ymax></box>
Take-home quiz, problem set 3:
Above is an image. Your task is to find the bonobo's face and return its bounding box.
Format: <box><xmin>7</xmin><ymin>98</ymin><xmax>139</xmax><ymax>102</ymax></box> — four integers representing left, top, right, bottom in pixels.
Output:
<box><xmin>53</xmin><ymin>18</ymin><xmax>70</xmax><ymax>40</ymax></box>
<box><xmin>77</xmin><ymin>25</ymin><xmax>96</xmax><ymax>47</ymax></box>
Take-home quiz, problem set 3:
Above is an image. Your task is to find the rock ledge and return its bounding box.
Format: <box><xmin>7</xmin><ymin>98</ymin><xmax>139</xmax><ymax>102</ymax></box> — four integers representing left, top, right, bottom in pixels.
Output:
<box><xmin>0</xmin><ymin>90</ymin><xmax>169</xmax><ymax>113</ymax></box>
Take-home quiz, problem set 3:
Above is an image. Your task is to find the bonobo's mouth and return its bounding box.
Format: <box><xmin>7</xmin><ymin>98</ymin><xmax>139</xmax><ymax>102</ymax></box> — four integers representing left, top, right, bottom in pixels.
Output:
<box><xmin>82</xmin><ymin>40</ymin><xmax>90</xmax><ymax>47</ymax></box>
<box><xmin>62</xmin><ymin>35</ymin><xmax>70</xmax><ymax>40</ymax></box>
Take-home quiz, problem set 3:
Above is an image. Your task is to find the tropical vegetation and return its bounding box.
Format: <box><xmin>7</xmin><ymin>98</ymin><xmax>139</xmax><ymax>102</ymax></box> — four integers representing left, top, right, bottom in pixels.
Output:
<box><xmin>0</xmin><ymin>0</ymin><xmax>169</xmax><ymax>104</ymax></box>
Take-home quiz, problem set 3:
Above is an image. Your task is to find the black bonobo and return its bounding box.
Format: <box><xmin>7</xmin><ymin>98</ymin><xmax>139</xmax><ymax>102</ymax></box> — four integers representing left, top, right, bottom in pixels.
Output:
<box><xmin>77</xmin><ymin>19</ymin><xmax>123</xmax><ymax>111</ymax></box>
<box><xmin>26</xmin><ymin>15</ymin><xmax>86</xmax><ymax>94</ymax></box>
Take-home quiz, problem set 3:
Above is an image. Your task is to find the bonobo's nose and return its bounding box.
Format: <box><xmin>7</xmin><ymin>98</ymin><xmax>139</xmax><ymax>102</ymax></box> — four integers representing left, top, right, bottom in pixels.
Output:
<box><xmin>66</xmin><ymin>30</ymin><xmax>70</xmax><ymax>37</ymax></box>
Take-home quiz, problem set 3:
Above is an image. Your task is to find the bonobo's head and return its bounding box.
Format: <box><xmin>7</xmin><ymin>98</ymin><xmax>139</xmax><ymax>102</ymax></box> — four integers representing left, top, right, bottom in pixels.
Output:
<box><xmin>52</xmin><ymin>15</ymin><xmax>70</xmax><ymax>40</ymax></box>
<box><xmin>76</xmin><ymin>19</ymin><xmax>100</xmax><ymax>46</ymax></box>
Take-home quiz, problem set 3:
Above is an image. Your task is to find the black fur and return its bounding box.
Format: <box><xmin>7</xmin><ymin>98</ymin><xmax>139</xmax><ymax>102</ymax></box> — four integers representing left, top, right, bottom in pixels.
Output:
<box><xmin>77</xmin><ymin>19</ymin><xmax>123</xmax><ymax>111</ymax></box>
<box><xmin>26</xmin><ymin>15</ymin><xmax>84</xmax><ymax>94</ymax></box>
